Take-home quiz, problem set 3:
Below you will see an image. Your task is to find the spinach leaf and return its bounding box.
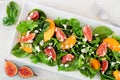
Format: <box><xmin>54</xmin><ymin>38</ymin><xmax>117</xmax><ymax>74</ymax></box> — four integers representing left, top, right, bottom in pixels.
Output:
<box><xmin>30</xmin><ymin>54</ymin><xmax>39</xmax><ymax>64</ymax></box>
<box><xmin>112</xmin><ymin>33</ymin><xmax>120</xmax><ymax>42</ymax></box>
<box><xmin>69</xmin><ymin>18</ymin><xmax>83</xmax><ymax>37</ymax></box>
<box><xmin>93</xmin><ymin>26</ymin><xmax>113</xmax><ymax>38</ymax></box>
<box><xmin>3</xmin><ymin>1</ymin><xmax>19</xmax><ymax>26</ymax></box>
<box><xmin>16</xmin><ymin>20</ymin><xmax>38</xmax><ymax>34</ymax></box>
<box><xmin>11</xmin><ymin>43</ymin><xmax>29</xmax><ymax>58</ymax></box>
<box><xmin>3</xmin><ymin>17</ymin><xmax>15</xmax><ymax>26</ymax></box>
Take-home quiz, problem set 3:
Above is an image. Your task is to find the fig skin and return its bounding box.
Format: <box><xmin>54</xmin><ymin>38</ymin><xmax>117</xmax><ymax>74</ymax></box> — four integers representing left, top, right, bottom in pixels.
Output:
<box><xmin>18</xmin><ymin>66</ymin><xmax>37</xmax><ymax>78</ymax></box>
<box><xmin>4</xmin><ymin>59</ymin><xmax>18</xmax><ymax>77</ymax></box>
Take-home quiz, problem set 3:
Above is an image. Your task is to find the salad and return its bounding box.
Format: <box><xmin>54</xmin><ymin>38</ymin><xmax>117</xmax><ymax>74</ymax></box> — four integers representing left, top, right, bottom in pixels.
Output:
<box><xmin>11</xmin><ymin>8</ymin><xmax>120</xmax><ymax>80</ymax></box>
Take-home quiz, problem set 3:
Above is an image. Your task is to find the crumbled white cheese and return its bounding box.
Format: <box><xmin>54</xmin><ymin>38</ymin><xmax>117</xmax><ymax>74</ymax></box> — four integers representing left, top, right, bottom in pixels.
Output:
<box><xmin>64</xmin><ymin>64</ymin><xmax>69</xmax><ymax>67</ymax></box>
<box><xmin>39</xmin><ymin>40</ymin><xmax>44</xmax><ymax>46</ymax></box>
<box><xmin>60</xmin><ymin>64</ymin><xmax>64</xmax><ymax>66</ymax></box>
<box><xmin>96</xmin><ymin>44</ymin><xmax>99</xmax><ymax>47</ymax></box>
<box><xmin>82</xmin><ymin>45</ymin><xmax>86</xmax><ymax>47</ymax></box>
<box><xmin>83</xmin><ymin>38</ymin><xmax>87</xmax><ymax>42</ymax></box>
<box><xmin>35</xmin><ymin>46</ymin><xmax>41</xmax><ymax>52</ymax></box>
<box><xmin>81</xmin><ymin>66</ymin><xmax>85</xmax><ymax>70</ymax></box>
<box><xmin>48</xmin><ymin>46</ymin><xmax>52</xmax><ymax>49</ymax></box>
<box><xmin>111</xmin><ymin>62</ymin><xmax>116</xmax><ymax>66</ymax></box>
<box><xmin>94</xmin><ymin>34</ymin><xmax>99</xmax><ymax>37</ymax></box>
<box><xmin>63</xmin><ymin>24</ymin><xmax>67</xmax><ymax>29</ymax></box>
<box><xmin>78</xmin><ymin>42</ymin><xmax>81</xmax><ymax>44</ymax></box>
<box><xmin>47</xmin><ymin>56</ymin><xmax>52</xmax><ymax>60</ymax></box>
<box><xmin>34</xmin><ymin>30</ymin><xmax>39</xmax><ymax>33</ymax></box>
<box><xmin>39</xmin><ymin>28</ymin><xmax>42</xmax><ymax>31</ymax></box>
<box><xmin>81</xmin><ymin>48</ymin><xmax>87</xmax><ymax>53</ymax></box>
<box><xmin>27</xmin><ymin>16</ymin><xmax>31</xmax><ymax>20</ymax></box>
<box><xmin>91</xmin><ymin>51</ymin><xmax>94</xmax><ymax>54</ymax></box>
<box><xmin>27</xmin><ymin>40</ymin><xmax>33</xmax><ymax>43</ymax></box>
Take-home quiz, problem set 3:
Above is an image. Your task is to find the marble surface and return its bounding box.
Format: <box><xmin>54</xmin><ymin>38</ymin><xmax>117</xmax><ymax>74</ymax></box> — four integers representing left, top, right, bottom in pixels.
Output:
<box><xmin>0</xmin><ymin>0</ymin><xmax>120</xmax><ymax>80</ymax></box>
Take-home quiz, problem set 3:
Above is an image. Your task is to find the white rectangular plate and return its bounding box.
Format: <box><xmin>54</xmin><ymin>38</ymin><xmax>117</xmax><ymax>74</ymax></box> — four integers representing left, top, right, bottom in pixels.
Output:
<box><xmin>9</xmin><ymin>1</ymin><xmax>120</xmax><ymax>80</ymax></box>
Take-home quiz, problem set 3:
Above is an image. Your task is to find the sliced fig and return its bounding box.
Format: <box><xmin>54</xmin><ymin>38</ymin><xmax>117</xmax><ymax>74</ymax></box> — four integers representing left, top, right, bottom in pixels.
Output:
<box><xmin>20</xmin><ymin>32</ymin><xmax>35</xmax><ymax>43</ymax></box>
<box><xmin>83</xmin><ymin>25</ymin><xmax>93</xmax><ymax>42</ymax></box>
<box><xmin>44</xmin><ymin>46</ymin><xmax>56</xmax><ymax>61</ymax></box>
<box><xmin>62</xmin><ymin>54</ymin><xmax>74</xmax><ymax>64</ymax></box>
<box><xmin>101</xmin><ymin>60</ymin><xmax>108</xmax><ymax>74</ymax></box>
<box><xmin>4</xmin><ymin>59</ymin><xmax>18</xmax><ymax>77</ymax></box>
<box><xmin>27</xmin><ymin>11</ymin><xmax>39</xmax><ymax>20</ymax></box>
<box><xmin>55</xmin><ymin>27</ymin><xmax>67</xmax><ymax>42</ymax></box>
<box><xmin>96</xmin><ymin>42</ymin><xmax>107</xmax><ymax>57</ymax></box>
<box><xmin>18</xmin><ymin>66</ymin><xmax>37</xmax><ymax>78</ymax></box>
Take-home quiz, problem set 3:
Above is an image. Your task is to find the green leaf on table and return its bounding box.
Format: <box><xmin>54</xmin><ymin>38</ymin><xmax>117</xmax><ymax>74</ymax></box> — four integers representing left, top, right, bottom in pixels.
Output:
<box><xmin>3</xmin><ymin>1</ymin><xmax>20</xmax><ymax>26</ymax></box>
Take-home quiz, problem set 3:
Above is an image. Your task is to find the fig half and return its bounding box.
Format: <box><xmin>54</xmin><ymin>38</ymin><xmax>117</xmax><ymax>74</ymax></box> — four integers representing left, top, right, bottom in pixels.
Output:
<box><xmin>4</xmin><ymin>59</ymin><xmax>18</xmax><ymax>77</ymax></box>
<box><xmin>18</xmin><ymin>66</ymin><xmax>37</xmax><ymax>78</ymax></box>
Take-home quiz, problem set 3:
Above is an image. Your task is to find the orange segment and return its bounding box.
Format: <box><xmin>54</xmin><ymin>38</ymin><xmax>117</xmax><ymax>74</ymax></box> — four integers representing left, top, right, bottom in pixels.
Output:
<box><xmin>113</xmin><ymin>71</ymin><xmax>120</xmax><ymax>80</ymax></box>
<box><xmin>21</xmin><ymin>43</ymin><xmax>32</xmax><ymax>53</ymax></box>
<box><xmin>103</xmin><ymin>38</ymin><xmax>120</xmax><ymax>52</ymax></box>
<box><xmin>90</xmin><ymin>58</ymin><xmax>101</xmax><ymax>70</ymax></box>
<box><xmin>61</xmin><ymin>35</ymin><xmax>76</xmax><ymax>50</ymax></box>
<box><xmin>44</xmin><ymin>18</ymin><xmax>55</xmax><ymax>42</ymax></box>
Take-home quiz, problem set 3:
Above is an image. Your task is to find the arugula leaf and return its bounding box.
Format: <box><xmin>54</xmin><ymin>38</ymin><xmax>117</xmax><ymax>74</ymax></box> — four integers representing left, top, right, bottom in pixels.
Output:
<box><xmin>3</xmin><ymin>1</ymin><xmax>19</xmax><ymax>26</ymax></box>
<box><xmin>16</xmin><ymin>20</ymin><xmax>38</xmax><ymax>34</ymax></box>
<box><xmin>11</xmin><ymin>43</ymin><xmax>29</xmax><ymax>58</ymax></box>
<box><xmin>100</xmin><ymin>74</ymin><xmax>115</xmax><ymax>80</ymax></box>
<box><xmin>34</xmin><ymin>33</ymin><xmax>44</xmax><ymax>45</ymax></box>
<box><xmin>38</xmin><ymin>52</ymin><xmax>57</xmax><ymax>66</ymax></box>
<box><xmin>93</xmin><ymin>26</ymin><xmax>113</xmax><ymax>38</ymax></box>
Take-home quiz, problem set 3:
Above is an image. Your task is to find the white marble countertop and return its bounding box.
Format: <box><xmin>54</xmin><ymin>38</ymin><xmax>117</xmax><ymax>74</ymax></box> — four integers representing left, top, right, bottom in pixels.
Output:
<box><xmin>0</xmin><ymin>0</ymin><xmax>120</xmax><ymax>80</ymax></box>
